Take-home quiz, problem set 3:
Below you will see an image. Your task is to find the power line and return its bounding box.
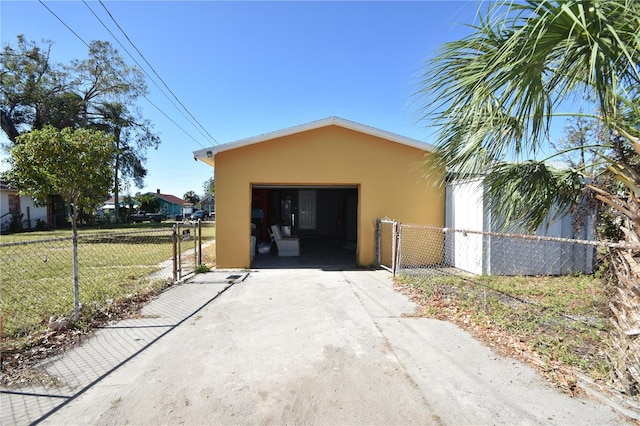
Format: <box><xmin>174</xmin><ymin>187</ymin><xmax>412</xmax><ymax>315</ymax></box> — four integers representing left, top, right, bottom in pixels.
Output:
<box><xmin>38</xmin><ymin>0</ymin><xmax>89</xmax><ymax>48</ymax></box>
<box><xmin>37</xmin><ymin>1</ymin><xmax>214</xmax><ymax>149</ymax></box>
<box><xmin>97</xmin><ymin>0</ymin><xmax>219</xmax><ymax>146</ymax></box>
<box><xmin>82</xmin><ymin>0</ymin><xmax>217</xmax><ymax>147</ymax></box>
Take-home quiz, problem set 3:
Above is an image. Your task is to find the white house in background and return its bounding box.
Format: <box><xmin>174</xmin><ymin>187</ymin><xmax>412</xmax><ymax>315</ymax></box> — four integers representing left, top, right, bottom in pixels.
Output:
<box><xmin>102</xmin><ymin>196</ymin><xmax>139</xmax><ymax>213</ymax></box>
<box><xmin>445</xmin><ymin>177</ymin><xmax>596</xmax><ymax>275</ymax></box>
<box><xmin>0</xmin><ymin>181</ymin><xmax>49</xmax><ymax>231</ymax></box>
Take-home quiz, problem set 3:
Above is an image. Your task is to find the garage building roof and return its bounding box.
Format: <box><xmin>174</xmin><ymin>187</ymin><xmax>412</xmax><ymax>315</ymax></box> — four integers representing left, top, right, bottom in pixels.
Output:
<box><xmin>193</xmin><ymin>116</ymin><xmax>434</xmax><ymax>167</ymax></box>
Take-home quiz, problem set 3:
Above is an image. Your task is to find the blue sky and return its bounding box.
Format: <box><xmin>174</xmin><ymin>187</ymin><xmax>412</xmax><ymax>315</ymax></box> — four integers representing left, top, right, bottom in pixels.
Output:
<box><xmin>1</xmin><ymin>1</ymin><xmax>484</xmax><ymax>199</ymax></box>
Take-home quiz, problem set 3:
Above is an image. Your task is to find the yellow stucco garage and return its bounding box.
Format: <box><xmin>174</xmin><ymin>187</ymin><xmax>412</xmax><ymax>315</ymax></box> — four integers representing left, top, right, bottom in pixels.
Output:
<box><xmin>194</xmin><ymin>117</ymin><xmax>444</xmax><ymax>268</ymax></box>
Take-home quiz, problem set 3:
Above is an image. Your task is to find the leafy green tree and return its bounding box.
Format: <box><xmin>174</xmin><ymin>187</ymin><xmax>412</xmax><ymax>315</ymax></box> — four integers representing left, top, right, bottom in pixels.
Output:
<box><xmin>183</xmin><ymin>190</ymin><xmax>200</xmax><ymax>205</ymax></box>
<box><xmin>1</xmin><ymin>36</ymin><xmax>159</xmax><ymax>201</ymax></box>
<box><xmin>6</xmin><ymin>126</ymin><xmax>114</xmax><ymax>320</ymax></box>
<box><xmin>203</xmin><ymin>177</ymin><xmax>215</xmax><ymax>196</ymax></box>
<box><xmin>69</xmin><ymin>40</ymin><xmax>146</xmax><ymax>127</ymax></box>
<box><xmin>418</xmin><ymin>0</ymin><xmax>639</xmax><ymax>231</ymax></box>
<box><xmin>0</xmin><ymin>35</ymin><xmax>76</xmax><ymax>140</ymax></box>
<box><xmin>136</xmin><ymin>193</ymin><xmax>159</xmax><ymax>213</ymax></box>
<box><xmin>92</xmin><ymin>102</ymin><xmax>159</xmax><ymax>219</ymax></box>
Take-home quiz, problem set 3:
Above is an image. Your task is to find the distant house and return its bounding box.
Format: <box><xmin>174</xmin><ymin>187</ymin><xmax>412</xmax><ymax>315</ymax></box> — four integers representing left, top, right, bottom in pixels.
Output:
<box><xmin>200</xmin><ymin>193</ymin><xmax>215</xmax><ymax>215</ymax></box>
<box><xmin>149</xmin><ymin>190</ymin><xmax>189</xmax><ymax>217</ymax></box>
<box><xmin>102</xmin><ymin>196</ymin><xmax>138</xmax><ymax>213</ymax></box>
<box><xmin>0</xmin><ymin>181</ymin><xmax>49</xmax><ymax>231</ymax></box>
<box><xmin>101</xmin><ymin>191</ymin><xmax>187</xmax><ymax>219</ymax></box>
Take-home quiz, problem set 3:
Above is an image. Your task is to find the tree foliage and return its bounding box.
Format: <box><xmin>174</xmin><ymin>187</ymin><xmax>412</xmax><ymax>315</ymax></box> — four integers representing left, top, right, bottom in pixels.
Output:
<box><xmin>418</xmin><ymin>0</ymin><xmax>640</xmax><ymax>395</ymax></box>
<box><xmin>183</xmin><ymin>190</ymin><xmax>200</xmax><ymax>205</ymax></box>
<box><xmin>6</xmin><ymin>126</ymin><xmax>114</xmax><ymax>212</ymax></box>
<box><xmin>0</xmin><ymin>35</ymin><xmax>73</xmax><ymax>139</ymax></box>
<box><xmin>1</xmin><ymin>36</ymin><xmax>159</xmax><ymax>197</ymax></box>
<box><xmin>136</xmin><ymin>193</ymin><xmax>159</xmax><ymax>212</ymax></box>
<box><xmin>203</xmin><ymin>177</ymin><xmax>215</xmax><ymax>196</ymax></box>
<box><xmin>6</xmin><ymin>125</ymin><xmax>114</xmax><ymax>320</ymax></box>
<box><xmin>91</xmin><ymin>101</ymin><xmax>159</xmax><ymax>218</ymax></box>
<box><xmin>417</xmin><ymin>0</ymin><xmax>640</xmax><ymax>232</ymax></box>
<box><xmin>69</xmin><ymin>40</ymin><xmax>146</xmax><ymax>127</ymax></box>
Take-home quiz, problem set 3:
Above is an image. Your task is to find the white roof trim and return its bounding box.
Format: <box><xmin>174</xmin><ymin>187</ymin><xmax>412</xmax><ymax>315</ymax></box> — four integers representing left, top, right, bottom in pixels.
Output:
<box><xmin>193</xmin><ymin>116</ymin><xmax>433</xmax><ymax>161</ymax></box>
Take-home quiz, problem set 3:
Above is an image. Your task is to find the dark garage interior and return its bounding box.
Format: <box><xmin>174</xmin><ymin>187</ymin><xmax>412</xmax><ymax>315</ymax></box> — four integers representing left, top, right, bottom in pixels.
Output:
<box><xmin>251</xmin><ymin>186</ymin><xmax>358</xmax><ymax>268</ymax></box>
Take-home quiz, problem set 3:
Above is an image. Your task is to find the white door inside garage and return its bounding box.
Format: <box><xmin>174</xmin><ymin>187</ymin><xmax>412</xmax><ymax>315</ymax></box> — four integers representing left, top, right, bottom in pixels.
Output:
<box><xmin>298</xmin><ymin>190</ymin><xmax>316</xmax><ymax>230</ymax></box>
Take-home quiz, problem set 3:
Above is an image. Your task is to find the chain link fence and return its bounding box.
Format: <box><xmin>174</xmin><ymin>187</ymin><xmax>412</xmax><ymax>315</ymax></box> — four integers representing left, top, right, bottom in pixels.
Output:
<box><xmin>174</xmin><ymin>221</ymin><xmax>216</xmax><ymax>280</ymax></box>
<box><xmin>1</xmin><ymin>228</ymin><xmax>173</xmax><ymax>343</ymax></box>
<box><xmin>376</xmin><ymin>219</ymin><xmax>610</xmax><ymax>277</ymax></box>
<box><xmin>1</xmin><ymin>222</ymin><xmax>215</xmax><ymax>352</ymax></box>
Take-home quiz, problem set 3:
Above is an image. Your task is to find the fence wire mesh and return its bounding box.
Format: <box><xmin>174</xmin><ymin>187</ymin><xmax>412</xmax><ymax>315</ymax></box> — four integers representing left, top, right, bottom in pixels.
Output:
<box><xmin>174</xmin><ymin>221</ymin><xmax>216</xmax><ymax>279</ymax></box>
<box><xmin>176</xmin><ymin>222</ymin><xmax>198</xmax><ymax>279</ymax></box>
<box><xmin>1</xmin><ymin>228</ymin><xmax>176</xmax><ymax>343</ymax></box>
<box><xmin>1</xmin><ymin>221</ymin><xmax>217</xmax><ymax>346</ymax></box>
<box><xmin>377</xmin><ymin>221</ymin><xmax>606</xmax><ymax>277</ymax></box>
<box><xmin>0</xmin><ymin>221</ymin><xmax>220</xmax><ymax>423</ymax></box>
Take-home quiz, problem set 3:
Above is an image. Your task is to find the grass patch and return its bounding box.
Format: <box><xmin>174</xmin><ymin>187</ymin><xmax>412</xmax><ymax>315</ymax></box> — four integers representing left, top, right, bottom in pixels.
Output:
<box><xmin>199</xmin><ymin>223</ymin><xmax>216</xmax><ymax>242</ymax></box>
<box><xmin>395</xmin><ymin>273</ymin><xmax>612</xmax><ymax>393</ymax></box>
<box><xmin>194</xmin><ymin>264</ymin><xmax>211</xmax><ymax>273</ymax></box>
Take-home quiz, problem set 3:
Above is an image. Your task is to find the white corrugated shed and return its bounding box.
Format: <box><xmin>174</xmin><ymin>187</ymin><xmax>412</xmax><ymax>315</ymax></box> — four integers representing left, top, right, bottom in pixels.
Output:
<box><xmin>445</xmin><ymin>178</ymin><xmax>596</xmax><ymax>276</ymax></box>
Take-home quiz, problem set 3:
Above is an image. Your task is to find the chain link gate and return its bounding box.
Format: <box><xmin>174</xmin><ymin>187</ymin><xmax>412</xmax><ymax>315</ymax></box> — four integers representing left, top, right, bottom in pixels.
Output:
<box><xmin>376</xmin><ymin>218</ymin><xmax>398</xmax><ymax>275</ymax></box>
<box><xmin>173</xmin><ymin>222</ymin><xmax>199</xmax><ymax>280</ymax></box>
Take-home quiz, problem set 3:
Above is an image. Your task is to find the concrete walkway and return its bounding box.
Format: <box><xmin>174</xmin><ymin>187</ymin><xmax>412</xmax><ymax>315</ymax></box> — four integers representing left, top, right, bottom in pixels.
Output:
<box><xmin>1</xmin><ymin>269</ymin><xmax>626</xmax><ymax>425</ymax></box>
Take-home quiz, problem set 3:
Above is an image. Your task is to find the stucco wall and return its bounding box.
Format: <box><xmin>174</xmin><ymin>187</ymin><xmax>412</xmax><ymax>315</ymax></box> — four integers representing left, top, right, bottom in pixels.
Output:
<box><xmin>214</xmin><ymin>125</ymin><xmax>444</xmax><ymax>268</ymax></box>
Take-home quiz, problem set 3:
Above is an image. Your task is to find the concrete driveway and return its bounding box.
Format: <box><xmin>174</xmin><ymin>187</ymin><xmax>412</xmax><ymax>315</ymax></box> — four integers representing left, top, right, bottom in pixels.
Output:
<box><xmin>24</xmin><ymin>268</ymin><xmax>624</xmax><ymax>424</ymax></box>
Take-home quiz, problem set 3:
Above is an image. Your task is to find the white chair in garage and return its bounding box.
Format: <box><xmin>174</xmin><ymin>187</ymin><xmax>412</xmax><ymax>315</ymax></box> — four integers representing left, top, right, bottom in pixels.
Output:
<box><xmin>270</xmin><ymin>224</ymin><xmax>300</xmax><ymax>257</ymax></box>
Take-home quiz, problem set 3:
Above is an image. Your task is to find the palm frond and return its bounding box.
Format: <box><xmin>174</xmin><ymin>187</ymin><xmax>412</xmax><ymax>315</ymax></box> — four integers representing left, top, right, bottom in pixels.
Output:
<box><xmin>417</xmin><ymin>0</ymin><xmax>640</xmax><ymax>226</ymax></box>
<box><xmin>483</xmin><ymin>161</ymin><xmax>583</xmax><ymax>232</ymax></box>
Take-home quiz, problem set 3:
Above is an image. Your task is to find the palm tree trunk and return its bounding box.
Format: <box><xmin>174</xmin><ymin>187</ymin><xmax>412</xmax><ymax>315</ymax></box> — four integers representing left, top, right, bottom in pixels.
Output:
<box><xmin>608</xmin><ymin>244</ymin><xmax>640</xmax><ymax>397</ymax></box>
<box><xmin>114</xmin><ymin>159</ymin><xmax>120</xmax><ymax>221</ymax></box>
<box><xmin>113</xmin><ymin>127</ymin><xmax>121</xmax><ymax>222</ymax></box>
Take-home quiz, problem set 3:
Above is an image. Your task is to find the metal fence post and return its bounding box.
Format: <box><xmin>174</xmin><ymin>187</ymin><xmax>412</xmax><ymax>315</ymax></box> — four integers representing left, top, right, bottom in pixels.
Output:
<box><xmin>198</xmin><ymin>220</ymin><xmax>202</xmax><ymax>266</ymax></box>
<box><xmin>73</xmin><ymin>233</ymin><xmax>79</xmax><ymax>321</ymax></box>
<box><xmin>375</xmin><ymin>219</ymin><xmax>381</xmax><ymax>267</ymax></box>
<box><xmin>193</xmin><ymin>222</ymin><xmax>197</xmax><ymax>271</ymax></box>
<box><xmin>392</xmin><ymin>221</ymin><xmax>399</xmax><ymax>277</ymax></box>
<box><xmin>172</xmin><ymin>224</ymin><xmax>178</xmax><ymax>282</ymax></box>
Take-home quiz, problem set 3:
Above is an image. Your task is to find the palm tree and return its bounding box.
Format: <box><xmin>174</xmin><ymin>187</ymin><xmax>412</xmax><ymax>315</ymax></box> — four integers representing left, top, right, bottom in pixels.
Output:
<box><xmin>93</xmin><ymin>102</ymin><xmax>131</xmax><ymax>221</ymax></box>
<box><xmin>93</xmin><ymin>102</ymin><xmax>159</xmax><ymax>221</ymax></box>
<box><xmin>183</xmin><ymin>191</ymin><xmax>201</xmax><ymax>205</ymax></box>
<box><xmin>419</xmin><ymin>0</ymin><xmax>639</xmax><ymax>228</ymax></box>
<box><xmin>417</xmin><ymin>0</ymin><xmax>639</xmax><ymax>395</ymax></box>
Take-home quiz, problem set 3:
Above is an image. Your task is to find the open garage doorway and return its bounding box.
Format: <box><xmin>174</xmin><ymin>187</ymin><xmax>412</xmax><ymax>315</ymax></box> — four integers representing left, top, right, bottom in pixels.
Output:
<box><xmin>251</xmin><ymin>185</ymin><xmax>358</xmax><ymax>268</ymax></box>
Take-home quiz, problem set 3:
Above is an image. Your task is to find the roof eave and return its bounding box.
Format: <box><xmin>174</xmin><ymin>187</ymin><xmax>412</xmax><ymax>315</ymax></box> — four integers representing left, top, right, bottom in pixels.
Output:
<box><xmin>193</xmin><ymin>116</ymin><xmax>433</xmax><ymax>165</ymax></box>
